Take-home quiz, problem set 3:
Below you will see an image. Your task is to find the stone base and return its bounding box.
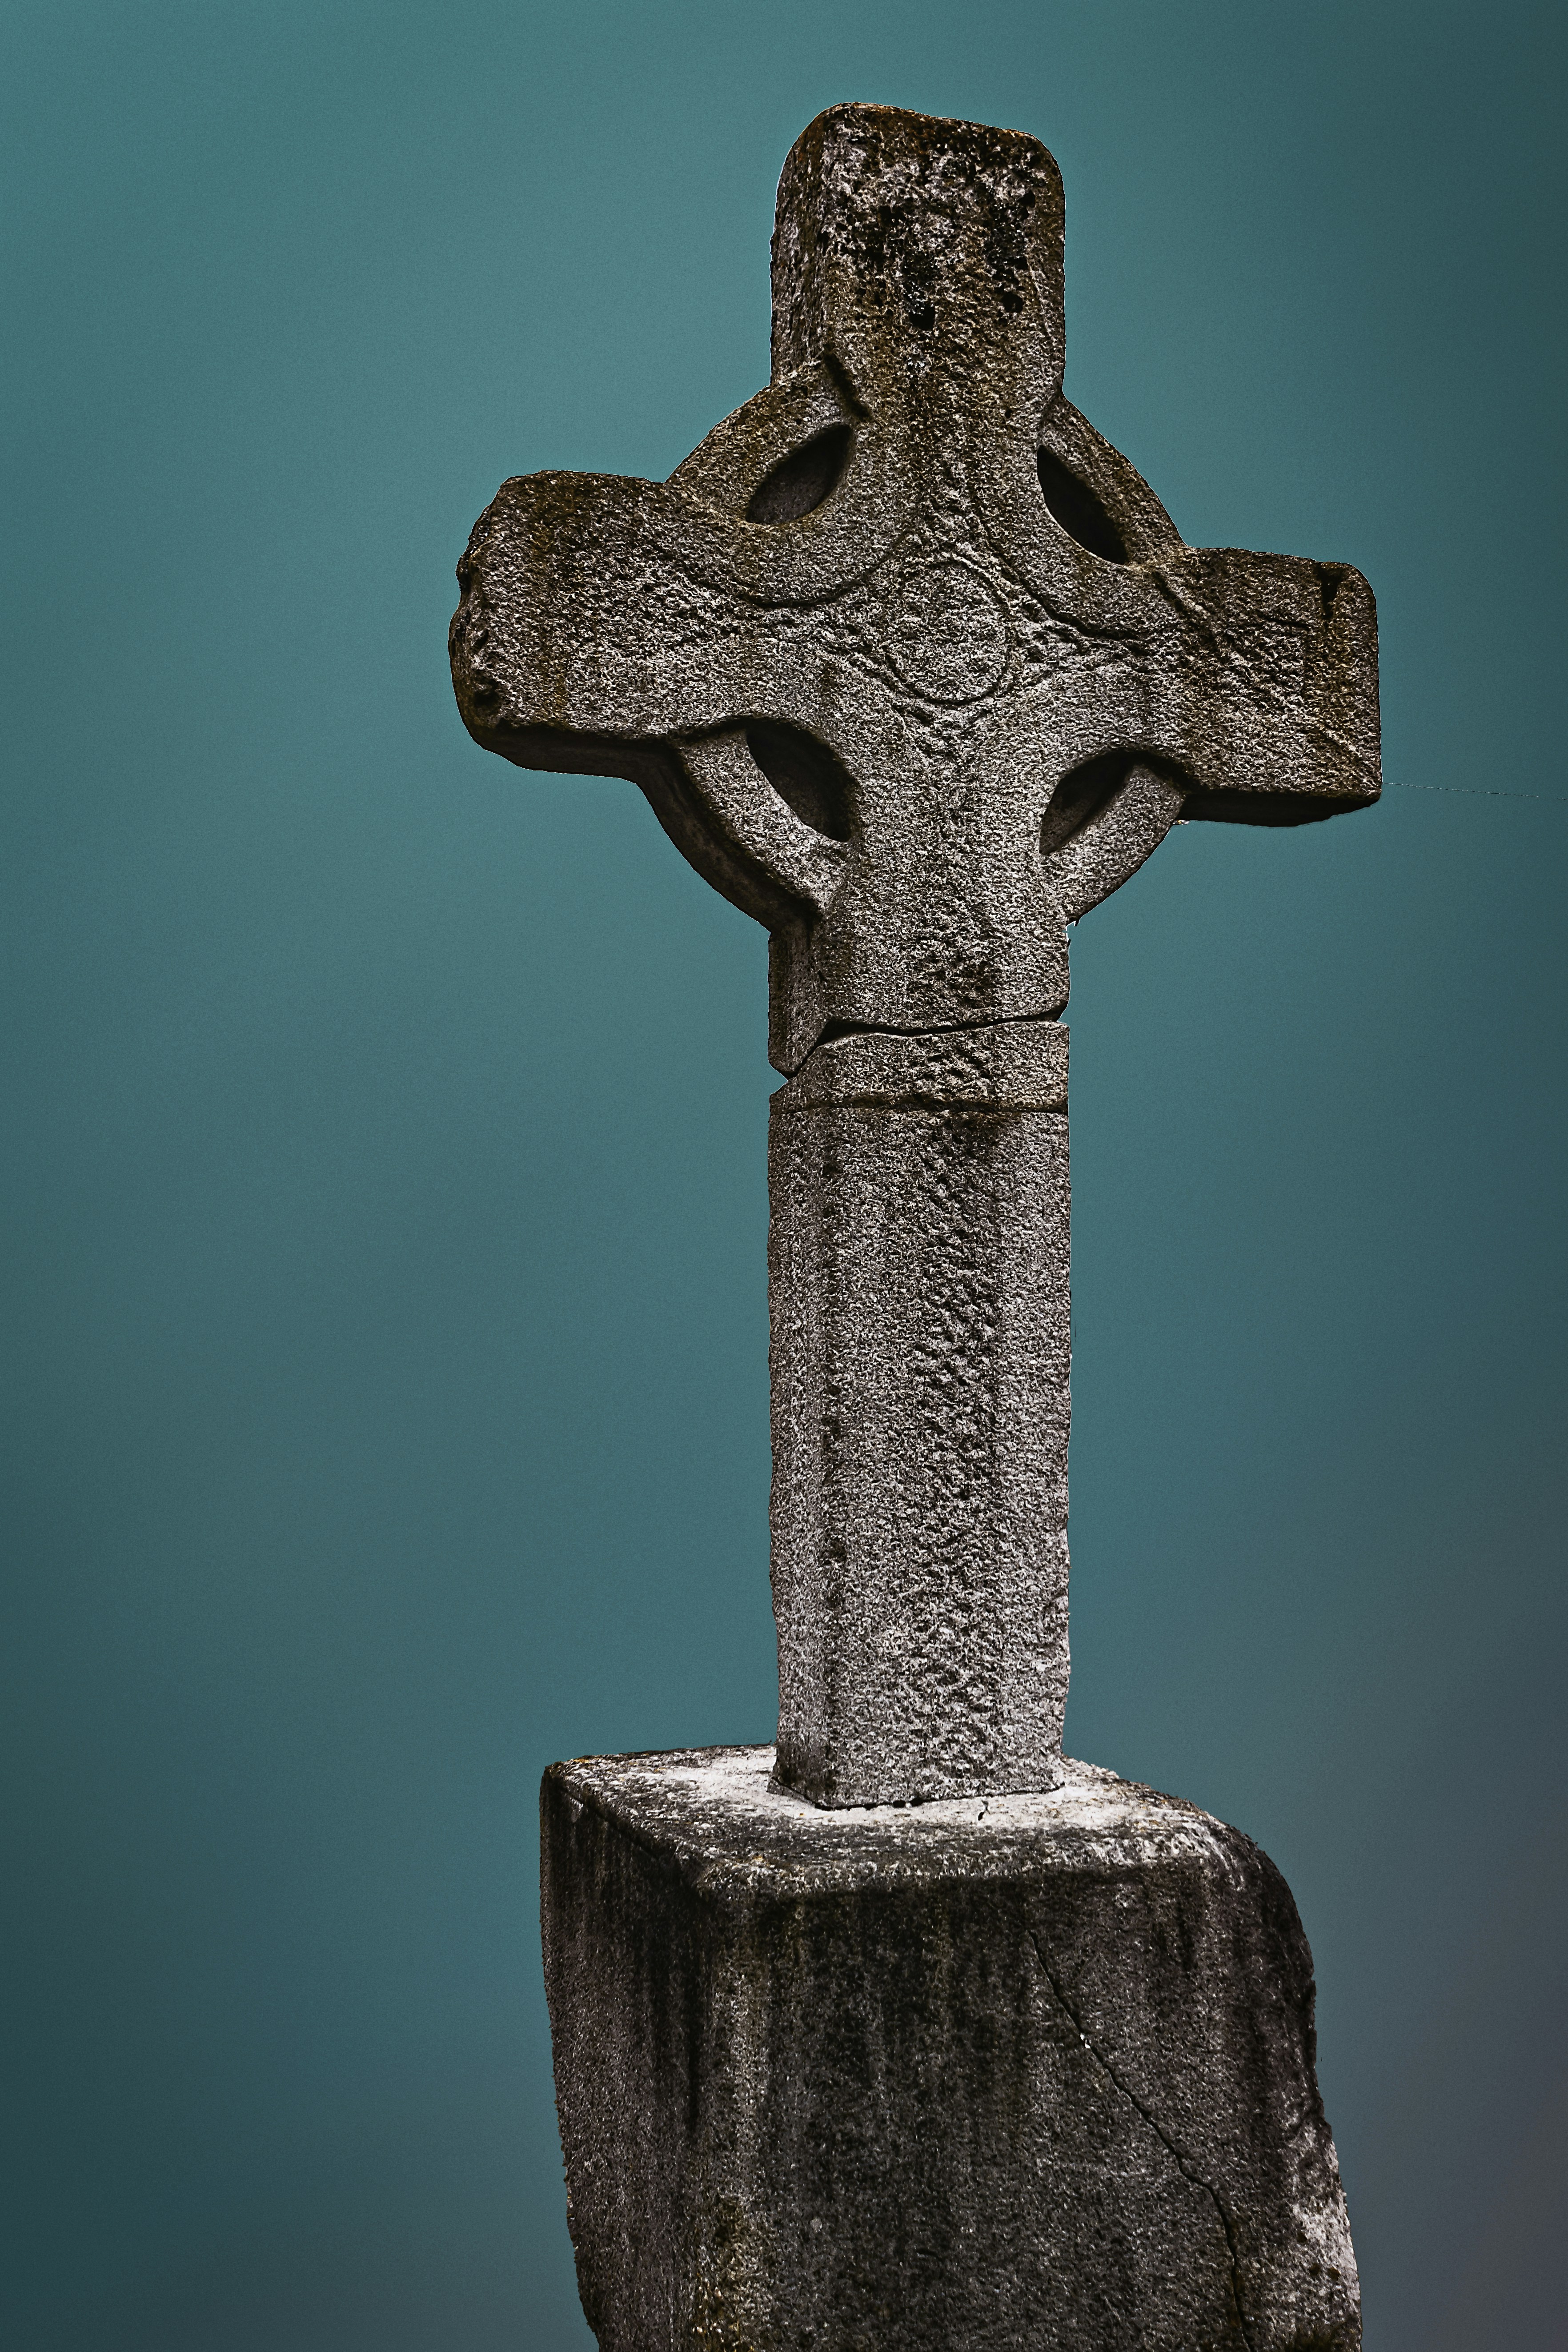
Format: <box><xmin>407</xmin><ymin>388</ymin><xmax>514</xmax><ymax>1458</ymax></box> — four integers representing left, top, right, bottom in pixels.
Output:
<box><xmin>541</xmin><ymin>1746</ymin><xmax>1359</xmax><ymax>2352</ymax></box>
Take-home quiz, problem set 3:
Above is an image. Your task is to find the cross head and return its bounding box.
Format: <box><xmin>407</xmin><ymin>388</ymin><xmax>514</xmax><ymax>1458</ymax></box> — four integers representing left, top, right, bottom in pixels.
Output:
<box><xmin>450</xmin><ymin>104</ymin><xmax>1380</xmax><ymax>1805</ymax></box>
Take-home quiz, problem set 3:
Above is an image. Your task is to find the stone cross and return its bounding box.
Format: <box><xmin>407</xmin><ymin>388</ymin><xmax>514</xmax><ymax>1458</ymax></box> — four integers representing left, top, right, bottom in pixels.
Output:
<box><xmin>451</xmin><ymin>104</ymin><xmax>1379</xmax><ymax>1809</ymax></box>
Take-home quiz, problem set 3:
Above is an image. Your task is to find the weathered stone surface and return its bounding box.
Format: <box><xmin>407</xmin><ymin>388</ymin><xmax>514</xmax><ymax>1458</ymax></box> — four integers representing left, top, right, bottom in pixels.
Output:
<box><xmin>451</xmin><ymin>103</ymin><xmax>1381</xmax><ymax>1804</ymax></box>
<box><xmin>459</xmin><ymin>100</ymin><xmax>1378</xmax><ymax>2347</ymax></box>
<box><xmin>770</xmin><ymin>1017</ymin><xmax>1070</xmax><ymax>1804</ymax></box>
<box><xmin>542</xmin><ymin>1745</ymin><xmax>1360</xmax><ymax>2351</ymax></box>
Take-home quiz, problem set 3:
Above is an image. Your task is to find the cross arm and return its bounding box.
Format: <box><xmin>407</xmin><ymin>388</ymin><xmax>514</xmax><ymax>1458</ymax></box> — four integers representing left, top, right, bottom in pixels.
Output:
<box><xmin>1133</xmin><ymin>546</ymin><xmax>1381</xmax><ymax>822</ymax></box>
<box><xmin>449</xmin><ymin>450</ymin><xmax>877</xmax><ymax>934</ymax></box>
<box><xmin>449</xmin><ymin>469</ymin><xmax>750</xmax><ymax>748</ymax></box>
<box><xmin>985</xmin><ymin>432</ymin><xmax>1381</xmax><ymax>823</ymax></box>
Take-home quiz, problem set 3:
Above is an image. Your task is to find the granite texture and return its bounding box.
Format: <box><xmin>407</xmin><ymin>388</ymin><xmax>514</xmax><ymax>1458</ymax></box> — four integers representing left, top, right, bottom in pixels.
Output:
<box><xmin>541</xmin><ymin>1745</ymin><xmax>1360</xmax><ymax>2352</ymax></box>
<box><xmin>462</xmin><ymin>104</ymin><xmax>1376</xmax><ymax>2346</ymax></box>
<box><xmin>449</xmin><ymin>103</ymin><xmax>1381</xmax><ymax>1806</ymax></box>
<box><xmin>770</xmin><ymin>1018</ymin><xmax>1070</xmax><ymax>1804</ymax></box>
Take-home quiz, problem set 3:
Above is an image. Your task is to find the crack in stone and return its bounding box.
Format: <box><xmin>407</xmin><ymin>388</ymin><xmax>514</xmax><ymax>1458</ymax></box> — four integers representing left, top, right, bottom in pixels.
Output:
<box><xmin>803</xmin><ymin>1007</ymin><xmax>1062</xmax><ymax>1059</ymax></box>
<box><xmin>1027</xmin><ymin>1931</ymin><xmax>1257</xmax><ymax>2352</ymax></box>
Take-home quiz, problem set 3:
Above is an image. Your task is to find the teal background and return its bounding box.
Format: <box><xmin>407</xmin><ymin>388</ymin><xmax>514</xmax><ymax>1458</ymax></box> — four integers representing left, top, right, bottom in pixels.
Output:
<box><xmin>3</xmin><ymin>2</ymin><xmax>1564</xmax><ymax>2344</ymax></box>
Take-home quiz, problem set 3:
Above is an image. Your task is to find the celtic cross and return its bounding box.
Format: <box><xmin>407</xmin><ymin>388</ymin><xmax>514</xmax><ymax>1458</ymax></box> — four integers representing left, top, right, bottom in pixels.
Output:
<box><xmin>450</xmin><ymin>103</ymin><xmax>1380</xmax><ymax>1806</ymax></box>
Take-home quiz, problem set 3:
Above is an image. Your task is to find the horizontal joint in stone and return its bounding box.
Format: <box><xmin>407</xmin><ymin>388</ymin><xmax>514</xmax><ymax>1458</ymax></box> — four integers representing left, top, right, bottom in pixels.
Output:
<box><xmin>779</xmin><ymin>1015</ymin><xmax>1069</xmax><ymax>1112</ymax></box>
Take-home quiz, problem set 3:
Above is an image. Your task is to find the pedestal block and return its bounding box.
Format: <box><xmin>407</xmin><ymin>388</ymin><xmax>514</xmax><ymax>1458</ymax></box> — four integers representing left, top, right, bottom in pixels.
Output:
<box><xmin>541</xmin><ymin>1746</ymin><xmax>1359</xmax><ymax>2352</ymax></box>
